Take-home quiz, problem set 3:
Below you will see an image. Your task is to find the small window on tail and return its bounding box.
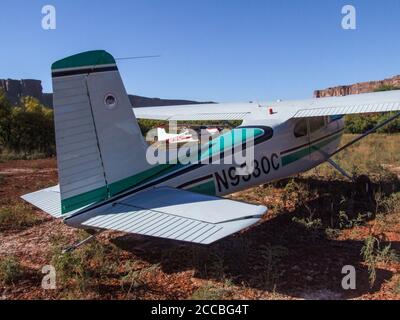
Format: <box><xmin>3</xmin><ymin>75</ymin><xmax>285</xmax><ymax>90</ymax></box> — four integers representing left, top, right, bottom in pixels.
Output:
<box><xmin>104</xmin><ymin>93</ymin><xmax>117</xmax><ymax>109</ymax></box>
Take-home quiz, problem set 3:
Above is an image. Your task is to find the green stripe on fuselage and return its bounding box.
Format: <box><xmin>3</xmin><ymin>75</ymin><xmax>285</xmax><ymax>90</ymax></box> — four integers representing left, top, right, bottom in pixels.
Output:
<box><xmin>282</xmin><ymin>133</ymin><xmax>342</xmax><ymax>167</ymax></box>
<box><xmin>61</xmin><ymin>127</ymin><xmax>264</xmax><ymax>214</ymax></box>
<box><xmin>108</xmin><ymin>164</ymin><xmax>178</xmax><ymax>196</ymax></box>
<box><xmin>188</xmin><ymin>180</ymin><xmax>216</xmax><ymax>196</ymax></box>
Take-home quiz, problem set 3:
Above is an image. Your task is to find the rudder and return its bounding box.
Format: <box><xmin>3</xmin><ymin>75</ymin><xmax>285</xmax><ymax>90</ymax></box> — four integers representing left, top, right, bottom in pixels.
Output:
<box><xmin>52</xmin><ymin>50</ymin><xmax>152</xmax><ymax>214</ymax></box>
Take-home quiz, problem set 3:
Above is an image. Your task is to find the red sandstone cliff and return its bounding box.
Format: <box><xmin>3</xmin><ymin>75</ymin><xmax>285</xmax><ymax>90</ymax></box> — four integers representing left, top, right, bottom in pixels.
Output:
<box><xmin>314</xmin><ymin>75</ymin><xmax>400</xmax><ymax>98</ymax></box>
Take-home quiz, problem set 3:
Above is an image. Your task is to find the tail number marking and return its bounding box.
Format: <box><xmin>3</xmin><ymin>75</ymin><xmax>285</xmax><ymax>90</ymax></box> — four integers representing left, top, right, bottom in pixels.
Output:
<box><xmin>214</xmin><ymin>154</ymin><xmax>280</xmax><ymax>193</ymax></box>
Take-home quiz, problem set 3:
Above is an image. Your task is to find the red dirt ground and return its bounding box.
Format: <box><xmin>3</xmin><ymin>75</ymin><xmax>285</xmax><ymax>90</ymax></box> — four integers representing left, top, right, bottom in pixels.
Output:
<box><xmin>0</xmin><ymin>158</ymin><xmax>399</xmax><ymax>300</ymax></box>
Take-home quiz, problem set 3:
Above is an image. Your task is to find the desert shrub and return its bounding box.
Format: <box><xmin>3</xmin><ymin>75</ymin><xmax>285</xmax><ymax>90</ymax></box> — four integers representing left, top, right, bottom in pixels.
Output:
<box><xmin>377</xmin><ymin>192</ymin><xmax>400</xmax><ymax>214</ymax></box>
<box><xmin>121</xmin><ymin>261</ymin><xmax>159</xmax><ymax>294</ymax></box>
<box><xmin>50</xmin><ymin>233</ymin><xmax>108</xmax><ymax>292</ymax></box>
<box><xmin>292</xmin><ymin>216</ymin><xmax>323</xmax><ymax>230</ymax></box>
<box><xmin>51</xmin><ymin>248</ymin><xmax>90</xmax><ymax>291</ymax></box>
<box><xmin>361</xmin><ymin>236</ymin><xmax>379</xmax><ymax>288</ymax></box>
<box><xmin>394</xmin><ymin>278</ymin><xmax>400</xmax><ymax>295</ymax></box>
<box><xmin>258</xmin><ymin>244</ymin><xmax>288</xmax><ymax>291</ymax></box>
<box><xmin>0</xmin><ymin>203</ymin><xmax>41</xmax><ymax>231</ymax></box>
<box><xmin>0</xmin><ymin>150</ymin><xmax>49</xmax><ymax>162</ymax></box>
<box><xmin>338</xmin><ymin>211</ymin><xmax>372</xmax><ymax>229</ymax></box>
<box><xmin>190</xmin><ymin>281</ymin><xmax>233</xmax><ymax>300</ymax></box>
<box><xmin>281</xmin><ymin>179</ymin><xmax>314</xmax><ymax>209</ymax></box>
<box><xmin>0</xmin><ymin>255</ymin><xmax>23</xmax><ymax>285</ymax></box>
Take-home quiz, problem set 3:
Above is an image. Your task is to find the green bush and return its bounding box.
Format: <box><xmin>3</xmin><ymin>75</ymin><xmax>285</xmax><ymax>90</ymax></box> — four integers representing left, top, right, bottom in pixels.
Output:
<box><xmin>374</xmin><ymin>85</ymin><xmax>400</xmax><ymax>92</ymax></box>
<box><xmin>0</xmin><ymin>91</ymin><xmax>55</xmax><ymax>158</ymax></box>
<box><xmin>0</xmin><ymin>255</ymin><xmax>23</xmax><ymax>285</ymax></box>
<box><xmin>344</xmin><ymin>85</ymin><xmax>400</xmax><ymax>134</ymax></box>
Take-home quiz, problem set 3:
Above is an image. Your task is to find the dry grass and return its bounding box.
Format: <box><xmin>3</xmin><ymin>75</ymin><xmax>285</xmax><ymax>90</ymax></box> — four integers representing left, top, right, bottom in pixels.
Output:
<box><xmin>0</xmin><ymin>134</ymin><xmax>399</xmax><ymax>300</ymax></box>
<box><xmin>190</xmin><ymin>280</ymin><xmax>235</xmax><ymax>300</ymax></box>
<box><xmin>0</xmin><ymin>202</ymin><xmax>42</xmax><ymax>232</ymax></box>
<box><xmin>309</xmin><ymin>134</ymin><xmax>400</xmax><ymax>179</ymax></box>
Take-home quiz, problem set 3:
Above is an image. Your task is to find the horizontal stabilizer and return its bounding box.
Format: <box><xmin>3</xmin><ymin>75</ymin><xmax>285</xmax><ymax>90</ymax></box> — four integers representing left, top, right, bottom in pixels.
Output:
<box><xmin>21</xmin><ymin>185</ymin><xmax>62</xmax><ymax>218</ymax></box>
<box><xmin>67</xmin><ymin>187</ymin><xmax>267</xmax><ymax>245</ymax></box>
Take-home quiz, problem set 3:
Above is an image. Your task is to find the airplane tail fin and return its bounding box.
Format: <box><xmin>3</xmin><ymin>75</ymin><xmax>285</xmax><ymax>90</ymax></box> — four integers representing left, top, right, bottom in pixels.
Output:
<box><xmin>51</xmin><ymin>50</ymin><xmax>153</xmax><ymax>215</ymax></box>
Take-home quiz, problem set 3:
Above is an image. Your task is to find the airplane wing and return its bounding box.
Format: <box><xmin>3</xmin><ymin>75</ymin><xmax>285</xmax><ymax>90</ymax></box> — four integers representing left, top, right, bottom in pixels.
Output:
<box><xmin>66</xmin><ymin>187</ymin><xmax>267</xmax><ymax>245</ymax></box>
<box><xmin>134</xmin><ymin>90</ymin><xmax>400</xmax><ymax>121</ymax></box>
<box><xmin>287</xmin><ymin>90</ymin><xmax>400</xmax><ymax>118</ymax></box>
<box><xmin>134</xmin><ymin>102</ymin><xmax>255</xmax><ymax>121</ymax></box>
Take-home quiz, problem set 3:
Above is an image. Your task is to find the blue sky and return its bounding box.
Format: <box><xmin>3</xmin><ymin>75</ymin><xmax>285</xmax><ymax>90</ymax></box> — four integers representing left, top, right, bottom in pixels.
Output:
<box><xmin>1</xmin><ymin>0</ymin><xmax>400</xmax><ymax>102</ymax></box>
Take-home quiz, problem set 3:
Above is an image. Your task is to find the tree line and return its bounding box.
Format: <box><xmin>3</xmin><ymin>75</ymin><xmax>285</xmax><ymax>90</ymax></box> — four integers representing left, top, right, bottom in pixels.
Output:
<box><xmin>345</xmin><ymin>85</ymin><xmax>400</xmax><ymax>134</ymax></box>
<box><xmin>0</xmin><ymin>86</ymin><xmax>399</xmax><ymax>159</ymax></box>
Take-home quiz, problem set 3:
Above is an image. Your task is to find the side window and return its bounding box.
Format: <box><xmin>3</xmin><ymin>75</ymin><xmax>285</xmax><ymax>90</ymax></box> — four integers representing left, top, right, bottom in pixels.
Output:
<box><xmin>294</xmin><ymin>119</ymin><xmax>308</xmax><ymax>138</ymax></box>
<box><xmin>309</xmin><ymin>117</ymin><xmax>325</xmax><ymax>133</ymax></box>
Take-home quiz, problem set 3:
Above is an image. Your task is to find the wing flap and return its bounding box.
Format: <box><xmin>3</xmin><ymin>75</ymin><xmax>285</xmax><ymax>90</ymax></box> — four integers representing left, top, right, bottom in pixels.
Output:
<box><xmin>293</xmin><ymin>101</ymin><xmax>400</xmax><ymax>118</ymax></box>
<box><xmin>67</xmin><ymin>187</ymin><xmax>266</xmax><ymax>244</ymax></box>
<box><xmin>133</xmin><ymin>103</ymin><xmax>254</xmax><ymax>121</ymax></box>
<box><xmin>290</xmin><ymin>90</ymin><xmax>400</xmax><ymax>118</ymax></box>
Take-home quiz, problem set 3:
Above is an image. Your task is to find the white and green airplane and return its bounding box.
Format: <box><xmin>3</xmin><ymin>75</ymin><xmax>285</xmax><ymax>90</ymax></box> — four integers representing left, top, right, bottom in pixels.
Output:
<box><xmin>22</xmin><ymin>50</ymin><xmax>400</xmax><ymax>246</ymax></box>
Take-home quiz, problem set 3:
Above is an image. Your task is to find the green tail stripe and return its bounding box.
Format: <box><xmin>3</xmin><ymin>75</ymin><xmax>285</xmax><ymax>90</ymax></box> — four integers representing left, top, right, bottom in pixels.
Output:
<box><xmin>61</xmin><ymin>164</ymin><xmax>178</xmax><ymax>214</ymax></box>
<box><xmin>52</xmin><ymin>50</ymin><xmax>116</xmax><ymax>71</ymax></box>
<box><xmin>61</xmin><ymin>187</ymin><xmax>108</xmax><ymax>214</ymax></box>
<box><xmin>282</xmin><ymin>133</ymin><xmax>341</xmax><ymax>166</ymax></box>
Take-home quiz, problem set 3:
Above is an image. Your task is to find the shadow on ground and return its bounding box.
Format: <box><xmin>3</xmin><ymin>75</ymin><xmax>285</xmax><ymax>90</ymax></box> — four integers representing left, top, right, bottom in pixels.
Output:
<box><xmin>111</xmin><ymin>177</ymin><xmax>400</xmax><ymax>299</ymax></box>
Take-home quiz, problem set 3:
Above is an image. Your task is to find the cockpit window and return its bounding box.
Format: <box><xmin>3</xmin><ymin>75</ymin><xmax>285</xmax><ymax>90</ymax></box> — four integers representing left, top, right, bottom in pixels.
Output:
<box><xmin>294</xmin><ymin>119</ymin><xmax>308</xmax><ymax>138</ymax></box>
<box><xmin>309</xmin><ymin>117</ymin><xmax>325</xmax><ymax>133</ymax></box>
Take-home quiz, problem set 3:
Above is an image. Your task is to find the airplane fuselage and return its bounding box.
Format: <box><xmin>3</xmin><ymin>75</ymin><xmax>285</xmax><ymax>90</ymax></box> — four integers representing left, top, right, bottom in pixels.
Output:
<box><xmin>66</xmin><ymin>116</ymin><xmax>344</xmax><ymax>227</ymax></box>
<box><xmin>162</xmin><ymin>116</ymin><xmax>345</xmax><ymax>197</ymax></box>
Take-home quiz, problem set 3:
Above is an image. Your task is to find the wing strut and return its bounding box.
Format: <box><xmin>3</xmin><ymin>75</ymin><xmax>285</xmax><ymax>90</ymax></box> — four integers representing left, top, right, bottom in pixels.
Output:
<box><xmin>327</xmin><ymin>159</ymin><xmax>354</xmax><ymax>181</ymax></box>
<box><xmin>62</xmin><ymin>230</ymin><xmax>103</xmax><ymax>254</ymax></box>
<box><xmin>325</xmin><ymin>111</ymin><xmax>400</xmax><ymax>181</ymax></box>
<box><xmin>329</xmin><ymin>111</ymin><xmax>400</xmax><ymax>159</ymax></box>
